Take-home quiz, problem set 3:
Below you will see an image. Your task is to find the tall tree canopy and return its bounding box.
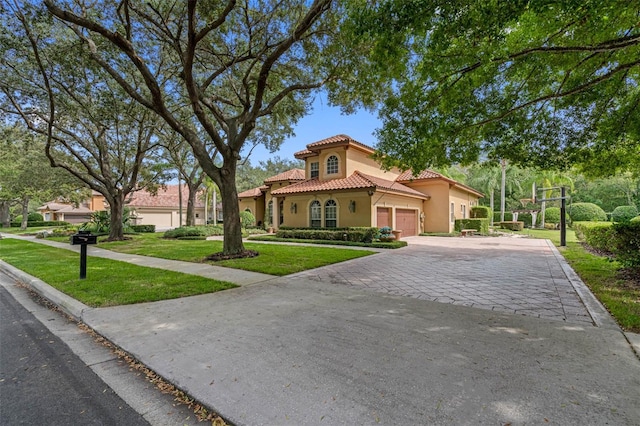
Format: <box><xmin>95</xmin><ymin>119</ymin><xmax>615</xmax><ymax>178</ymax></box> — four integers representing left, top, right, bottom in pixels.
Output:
<box><xmin>338</xmin><ymin>0</ymin><xmax>640</xmax><ymax>177</ymax></box>
<box><xmin>1</xmin><ymin>4</ymin><xmax>170</xmax><ymax>239</ymax></box>
<box><xmin>20</xmin><ymin>0</ymin><xmax>340</xmax><ymax>255</ymax></box>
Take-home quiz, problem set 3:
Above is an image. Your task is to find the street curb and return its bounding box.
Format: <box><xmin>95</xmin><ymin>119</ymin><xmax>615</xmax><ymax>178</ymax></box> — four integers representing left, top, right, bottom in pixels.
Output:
<box><xmin>0</xmin><ymin>260</ymin><xmax>90</xmax><ymax>321</ymax></box>
<box><xmin>545</xmin><ymin>240</ymin><xmax>620</xmax><ymax>330</ymax></box>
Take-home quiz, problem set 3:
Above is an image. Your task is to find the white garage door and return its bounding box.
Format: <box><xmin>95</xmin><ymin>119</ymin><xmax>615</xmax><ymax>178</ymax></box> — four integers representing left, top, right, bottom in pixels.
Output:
<box><xmin>138</xmin><ymin>212</ymin><xmax>173</xmax><ymax>228</ymax></box>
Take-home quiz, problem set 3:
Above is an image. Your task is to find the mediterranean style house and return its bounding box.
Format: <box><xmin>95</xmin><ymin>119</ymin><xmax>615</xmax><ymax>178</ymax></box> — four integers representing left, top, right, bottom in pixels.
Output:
<box><xmin>238</xmin><ymin>135</ymin><xmax>483</xmax><ymax>235</ymax></box>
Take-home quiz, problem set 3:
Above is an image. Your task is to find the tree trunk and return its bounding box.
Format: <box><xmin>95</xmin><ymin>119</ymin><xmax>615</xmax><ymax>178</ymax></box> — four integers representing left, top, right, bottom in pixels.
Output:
<box><xmin>500</xmin><ymin>159</ymin><xmax>506</xmax><ymax>222</ymax></box>
<box><xmin>489</xmin><ymin>190</ymin><xmax>494</xmax><ymax>226</ymax></box>
<box><xmin>186</xmin><ymin>183</ymin><xmax>197</xmax><ymax>226</ymax></box>
<box><xmin>0</xmin><ymin>201</ymin><xmax>11</xmax><ymax>228</ymax></box>
<box><xmin>108</xmin><ymin>193</ymin><xmax>125</xmax><ymax>241</ymax></box>
<box><xmin>219</xmin><ymin>164</ymin><xmax>245</xmax><ymax>255</ymax></box>
<box><xmin>20</xmin><ymin>196</ymin><xmax>30</xmax><ymax>230</ymax></box>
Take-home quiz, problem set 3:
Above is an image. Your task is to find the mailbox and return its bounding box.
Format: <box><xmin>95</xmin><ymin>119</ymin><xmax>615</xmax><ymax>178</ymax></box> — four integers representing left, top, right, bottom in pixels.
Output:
<box><xmin>70</xmin><ymin>230</ymin><xmax>97</xmax><ymax>245</ymax></box>
<box><xmin>70</xmin><ymin>230</ymin><xmax>96</xmax><ymax>279</ymax></box>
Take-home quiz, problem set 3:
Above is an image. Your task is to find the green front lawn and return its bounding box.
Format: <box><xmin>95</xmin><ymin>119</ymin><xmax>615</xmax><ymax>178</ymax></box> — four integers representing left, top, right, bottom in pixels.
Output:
<box><xmin>0</xmin><ymin>238</ymin><xmax>237</xmax><ymax>307</ymax></box>
<box><xmin>99</xmin><ymin>233</ymin><xmax>374</xmax><ymax>276</ymax></box>
<box><xmin>506</xmin><ymin>228</ymin><xmax>639</xmax><ymax>333</ymax></box>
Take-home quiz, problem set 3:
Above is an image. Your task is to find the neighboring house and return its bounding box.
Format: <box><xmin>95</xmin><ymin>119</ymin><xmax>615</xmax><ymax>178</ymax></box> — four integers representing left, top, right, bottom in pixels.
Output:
<box><xmin>38</xmin><ymin>202</ymin><xmax>94</xmax><ymax>224</ymax></box>
<box><xmin>38</xmin><ymin>191</ymin><xmax>106</xmax><ymax>224</ymax></box>
<box><xmin>238</xmin><ymin>134</ymin><xmax>483</xmax><ymax>235</ymax></box>
<box><xmin>127</xmin><ymin>185</ymin><xmax>216</xmax><ymax>228</ymax></box>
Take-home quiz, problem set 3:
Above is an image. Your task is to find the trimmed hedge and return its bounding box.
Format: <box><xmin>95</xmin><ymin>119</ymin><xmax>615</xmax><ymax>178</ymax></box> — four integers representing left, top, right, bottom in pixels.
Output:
<box><xmin>454</xmin><ymin>218</ymin><xmax>489</xmax><ymax>234</ymax></box>
<box><xmin>544</xmin><ymin>207</ymin><xmax>567</xmax><ymax>224</ymax></box>
<box><xmin>611</xmin><ymin>205</ymin><xmax>638</xmax><ymax>223</ymax></box>
<box><xmin>499</xmin><ymin>221</ymin><xmax>524</xmax><ymax>231</ymax></box>
<box><xmin>574</xmin><ymin>221</ymin><xmax>640</xmax><ymax>268</ymax></box>
<box><xmin>276</xmin><ymin>227</ymin><xmax>378</xmax><ymax>243</ymax></box>
<box><xmin>8</xmin><ymin>220</ymin><xmax>69</xmax><ymax>228</ymax></box>
<box><xmin>131</xmin><ymin>224</ymin><xmax>156</xmax><ymax>233</ymax></box>
<box><xmin>470</xmin><ymin>206</ymin><xmax>492</xmax><ymax>219</ymax></box>
<box><xmin>612</xmin><ymin>221</ymin><xmax>640</xmax><ymax>267</ymax></box>
<box><xmin>240</xmin><ymin>210</ymin><xmax>256</xmax><ymax>228</ymax></box>
<box><xmin>568</xmin><ymin>202</ymin><xmax>607</xmax><ymax>222</ymax></box>
<box><xmin>164</xmin><ymin>225</ymin><xmax>224</xmax><ymax>239</ymax></box>
<box><xmin>572</xmin><ymin>222</ymin><xmax>615</xmax><ymax>252</ymax></box>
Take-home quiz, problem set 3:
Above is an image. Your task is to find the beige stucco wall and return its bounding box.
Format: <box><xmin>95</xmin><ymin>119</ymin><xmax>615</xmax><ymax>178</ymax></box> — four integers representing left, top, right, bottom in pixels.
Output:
<box><xmin>345</xmin><ymin>148</ymin><xmax>401</xmax><ymax>180</ymax></box>
<box><xmin>406</xmin><ymin>181</ymin><xmax>451</xmax><ymax>233</ymax></box>
<box><xmin>274</xmin><ymin>191</ymin><xmax>372</xmax><ymax>229</ymax></box>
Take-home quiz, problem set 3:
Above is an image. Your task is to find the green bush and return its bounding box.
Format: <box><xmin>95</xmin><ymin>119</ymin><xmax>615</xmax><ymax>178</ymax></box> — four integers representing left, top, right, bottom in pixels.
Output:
<box><xmin>164</xmin><ymin>225</ymin><xmax>224</xmax><ymax>239</ymax></box>
<box><xmin>9</xmin><ymin>220</ymin><xmax>69</xmax><ymax>228</ymax></box>
<box><xmin>276</xmin><ymin>227</ymin><xmax>378</xmax><ymax>243</ymax></box>
<box><xmin>611</xmin><ymin>205</ymin><xmax>638</xmax><ymax>223</ymax></box>
<box><xmin>470</xmin><ymin>206</ymin><xmax>492</xmax><ymax>219</ymax></box>
<box><xmin>544</xmin><ymin>207</ymin><xmax>568</xmax><ymax>224</ymax></box>
<box><xmin>631</xmin><ymin>216</ymin><xmax>640</xmax><ymax>223</ymax></box>
<box><xmin>14</xmin><ymin>212</ymin><xmax>45</xmax><ymax>223</ymax></box>
<box><xmin>568</xmin><ymin>202</ymin><xmax>607</xmax><ymax>222</ymax></box>
<box><xmin>499</xmin><ymin>221</ymin><xmax>524</xmax><ymax>231</ymax></box>
<box><xmin>493</xmin><ymin>212</ymin><xmax>513</xmax><ymax>223</ymax></box>
<box><xmin>130</xmin><ymin>224</ymin><xmax>156</xmax><ymax>233</ymax></box>
<box><xmin>573</xmin><ymin>222</ymin><xmax>615</xmax><ymax>253</ymax></box>
<box><xmin>240</xmin><ymin>210</ymin><xmax>256</xmax><ymax>228</ymax></box>
<box><xmin>454</xmin><ymin>218</ymin><xmax>489</xmax><ymax>234</ymax></box>
<box><xmin>517</xmin><ymin>212</ymin><xmax>542</xmax><ymax>228</ymax></box>
<box><xmin>612</xmin><ymin>221</ymin><xmax>640</xmax><ymax>267</ymax></box>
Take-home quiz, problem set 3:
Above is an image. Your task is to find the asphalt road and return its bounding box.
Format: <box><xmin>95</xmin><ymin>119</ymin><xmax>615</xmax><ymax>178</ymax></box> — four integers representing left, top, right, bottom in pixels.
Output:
<box><xmin>0</xmin><ymin>285</ymin><xmax>149</xmax><ymax>426</ymax></box>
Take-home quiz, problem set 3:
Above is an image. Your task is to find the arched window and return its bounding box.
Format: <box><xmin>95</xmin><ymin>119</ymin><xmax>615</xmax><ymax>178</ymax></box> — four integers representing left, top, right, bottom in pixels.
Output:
<box><xmin>310</xmin><ymin>200</ymin><xmax>321</xmax><ymax>228</ymax></box>
<box><xmin>325</xmin><ymin>199</ymin><xmax>337</xmax><ymax>228</ymax></box>
<box><xmin>279</xmin><ymin>199</ymin><xmax>284</xmax><ymax>225</ymax></box>
<box><xmin>326</xmin><ymin>155</ymin><xmax>338</xmax><ymax>175</ymax></box>
<box><xmin>267</xmin><ymin>200</ymin><xmax>273</xmax><ymax>225</ymax></box>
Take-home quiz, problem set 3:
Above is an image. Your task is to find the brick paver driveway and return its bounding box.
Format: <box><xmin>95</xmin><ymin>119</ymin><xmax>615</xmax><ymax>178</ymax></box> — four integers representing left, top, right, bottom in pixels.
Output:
<box><xmin>293</xmin><ymin>236</ymin><xmax>595</xmax><ymax>325</ymax></box>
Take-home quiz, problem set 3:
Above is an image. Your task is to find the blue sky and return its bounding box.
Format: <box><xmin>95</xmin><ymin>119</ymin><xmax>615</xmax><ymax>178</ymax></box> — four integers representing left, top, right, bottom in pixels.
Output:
<box><xmin>242</xmin><ymin>95</ymin><xmax>382</xmax><ymax>164</ymax></box>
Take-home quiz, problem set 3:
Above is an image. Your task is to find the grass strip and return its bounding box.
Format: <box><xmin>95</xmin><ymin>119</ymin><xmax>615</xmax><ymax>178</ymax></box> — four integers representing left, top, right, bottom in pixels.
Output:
<box><xmin>98</xmin><ymin>233</ymin><xmax>375</xmax><ymax>276</ymax></box>
<box><xmin>0</xmin><ymin>239</ymin><xmax>237</xmax><ymax>307</ymax></box>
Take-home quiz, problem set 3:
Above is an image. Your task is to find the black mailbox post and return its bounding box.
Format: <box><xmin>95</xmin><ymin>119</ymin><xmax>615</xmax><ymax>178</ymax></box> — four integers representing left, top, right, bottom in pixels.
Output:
<box><xmin>70</xmin><ymin>230</ymin><xmax>97</xmax><ymax>279</ymax></box>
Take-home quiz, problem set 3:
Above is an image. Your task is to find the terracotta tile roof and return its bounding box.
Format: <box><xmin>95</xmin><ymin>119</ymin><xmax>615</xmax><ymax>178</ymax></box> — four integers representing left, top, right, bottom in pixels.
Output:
<box><xmin>397</xmin><ymin>169</ymin><xmax>484</xmax><ymax>197</ymax></box>
<box><xmin>271</xmin><ymin>171</ymin><xmax>427</xmax><ymax>198</ymax></box>
<box><xmin>237</xmin><ymin>187</ymin><xmax>264</xmax><ymax>198</ymax></box>
<box><xmin>38</xmin><ymin>202</ymin><xmax>93</xmax><ymax>214</ymax></box>
<box><xmin>127</xmin><ymin>185</ymin><xmax>205</xmax><ymax>208</ymax></box>
<box><xmin>294</xmin><ymin>135</ymin><xmax>376</xmax><ymax>159</ymax></box>
<box><xmin>263</xmin><ymin>168</ymin><xmax>306</xmax><ymax>183</ymax></box>
<box><xmin>293</xmin><ymin>149</ymin><xmax>314</xmax><ymax>158</ymax></box>
<box><xmin>396</xmin><ymin>169</ymin><xmax>445</xmax><ymax>181</ymax></box>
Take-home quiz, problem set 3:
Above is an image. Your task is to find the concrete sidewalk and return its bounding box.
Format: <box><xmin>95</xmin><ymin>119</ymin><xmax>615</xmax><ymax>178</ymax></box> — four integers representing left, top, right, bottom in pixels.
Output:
<box><xmin>2</xmin><ymin>233</ymin><xmax>639</xmax><ymax>425</ymax></box>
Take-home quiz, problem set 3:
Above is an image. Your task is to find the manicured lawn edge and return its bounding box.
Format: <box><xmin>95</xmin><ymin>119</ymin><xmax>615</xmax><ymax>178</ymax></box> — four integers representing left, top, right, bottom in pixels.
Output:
<box><xmin>0</xmin><ymin>239</ymin><xmax>237</xmax><ymax>307</ymax></box>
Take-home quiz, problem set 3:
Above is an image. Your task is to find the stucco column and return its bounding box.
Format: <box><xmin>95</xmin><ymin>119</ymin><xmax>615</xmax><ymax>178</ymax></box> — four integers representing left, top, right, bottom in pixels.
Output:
<box><xmin>272</xmin><ymin>197</ymin><xmax>280</xmax><ymax>231</ymax></box>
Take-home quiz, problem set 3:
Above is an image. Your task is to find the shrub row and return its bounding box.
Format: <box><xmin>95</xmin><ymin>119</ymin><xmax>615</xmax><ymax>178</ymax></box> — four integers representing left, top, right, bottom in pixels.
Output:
<box><xmin>7</xmin><ymin>221</ymin><xmax>69</xmax><ymax>228</ymax></box>
<box><xmin>498</xmin><ymin>221</ymin><xmax>524</xmax><ymax>231</ymax></box>
<box><xmin>470</xmin><ymin>206</ymin><xmax>492</xmax><ymax>219</ymax></box>
<box><xmin>130</xmin><ymin>224</ymin><xmax>156</xmax><ymax>233</ymax></box>
<box><xmin>164</xmin><ymin>225</ymin><xmax>224</xmax><ymax>239</ymax></box>
<box><xmin>276</xmin><ymin>227</ymin><xmax>378</xmax><ymax>243</ymax></box>
<box><xmin>454</xmin><ymin>218</ymin><xmax>489</xmax><ymax>234</ymax></box>
<box><xmin>573</xmin><ymin>221</ymin><xmax>640</xmax><ymax>267</ymax></box>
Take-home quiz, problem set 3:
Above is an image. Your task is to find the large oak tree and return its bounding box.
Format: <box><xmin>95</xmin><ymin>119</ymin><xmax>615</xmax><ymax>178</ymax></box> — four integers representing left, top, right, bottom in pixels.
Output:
<box><xmin>1</xmin><ymin>3</ymin><xmax>170</xmax><ymax>240</ymax></box>
<box><xmin>338</xmin><ymin>0</ymin><xmax>640</xmax><ymax>177</ymax></box>
<box><xmin>36</xmin><ymin>0</ymin><xmax>340</xmax><ymax>255</ymax></box>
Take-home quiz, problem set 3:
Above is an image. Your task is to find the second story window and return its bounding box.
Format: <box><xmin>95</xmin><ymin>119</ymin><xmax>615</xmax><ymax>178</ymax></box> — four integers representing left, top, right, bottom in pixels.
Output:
<box><xmin>310</xmin><ymin>162</ymin><xmax>319</xmax><ymax>178</ymax></box>
<box><xmin>326</xmin><ymin>155</ymin><xmax>338</xmax><ymax>175</ymax></box>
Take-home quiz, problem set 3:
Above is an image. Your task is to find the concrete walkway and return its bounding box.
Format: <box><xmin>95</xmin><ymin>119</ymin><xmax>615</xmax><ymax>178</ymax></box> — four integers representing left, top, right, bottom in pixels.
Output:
<box><xmin>1</xmin><ymin>233</ymin><xmax>639</xmax><ymax>425</ymax></box>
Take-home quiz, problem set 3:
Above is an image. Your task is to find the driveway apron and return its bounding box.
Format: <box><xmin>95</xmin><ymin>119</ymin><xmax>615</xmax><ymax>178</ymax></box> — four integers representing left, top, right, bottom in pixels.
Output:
<box><xmin>292</xmin><ymin>236</ymin><xmax>598</xmax><ymax>326</ymax></box>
